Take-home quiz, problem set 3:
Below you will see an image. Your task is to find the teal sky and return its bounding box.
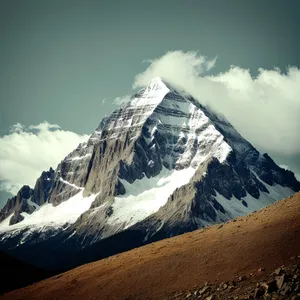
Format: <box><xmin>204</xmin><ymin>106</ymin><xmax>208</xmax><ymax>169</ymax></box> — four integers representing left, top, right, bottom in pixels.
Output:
<box><xmin>0</xmin><ymin>0</ymin><xmax>299</xmax><ymax>135</ymax></box>
<box><xmin>0</xmin><ymin>0</ymin><xmax>300</xmax><ymax>205</ymax></box>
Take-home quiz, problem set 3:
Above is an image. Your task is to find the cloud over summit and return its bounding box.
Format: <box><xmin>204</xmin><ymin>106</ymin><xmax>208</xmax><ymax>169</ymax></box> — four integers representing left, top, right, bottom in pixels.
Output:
<box><xmin>134</xmin><ymin>50</ymin><xmax>300</xmax><ymax>157</ymax></box>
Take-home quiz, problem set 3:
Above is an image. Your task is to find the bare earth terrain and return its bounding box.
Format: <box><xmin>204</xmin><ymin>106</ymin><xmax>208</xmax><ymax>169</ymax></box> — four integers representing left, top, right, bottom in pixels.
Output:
<box><xmin>2</xmin><ymin>192</ymin><xmax>300</xmax><ymax>300</ymax></box>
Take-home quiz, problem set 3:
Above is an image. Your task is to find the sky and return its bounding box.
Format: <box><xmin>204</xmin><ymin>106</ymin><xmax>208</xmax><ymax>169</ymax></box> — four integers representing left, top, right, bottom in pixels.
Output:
<box><xmin>0</xmin><ymin>0</ymin><xmax>300</xmax><ymax>207</ymax></box>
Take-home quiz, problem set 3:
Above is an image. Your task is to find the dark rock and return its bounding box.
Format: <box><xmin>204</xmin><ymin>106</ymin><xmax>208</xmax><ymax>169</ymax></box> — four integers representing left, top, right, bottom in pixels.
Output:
<box><xmin>254</xmin><ymin>286</ymin><xmax>265</xmax><ymax>298</ymax></box>
<box><xmin>115</xmin><ymin>179</ymin><xmax>126</xmax><ymax>195</ymax></box>
<box><xmin>229</xmin><ymin>280</ymin><xmax>236</xmax><ymax>287</ymax></box>
<box><xmin>199</xmin><ymin>286</ymin><xmax>210</xmax><ymax>295</ymax></box>
<box><xmin>9</xmin><ymin>211</ymin><xmax>24</xmax><ymax>225</ymax></box>
<box><xmin>261</xmin><ymin>280</ymin><xmax>278</xmax><ymax>293</ymax></box>
<box><xmin>205</xmin><ymin>295</ymin><xmax>219</xmax><ymax>300</ymax></box>
<box><xmin>280</xmin><ymin>283</ymin><xmax>292</xmax><ymax>296</ymax></box>
<box><xmin>274</xmin><ymin>268</ymin><xmax>283</xmax><ymax>276</ymax></box>
<box><xmin>242</xmin><ymin>200</ymin><xmax>248</xmax><ymax>207</ymax></box>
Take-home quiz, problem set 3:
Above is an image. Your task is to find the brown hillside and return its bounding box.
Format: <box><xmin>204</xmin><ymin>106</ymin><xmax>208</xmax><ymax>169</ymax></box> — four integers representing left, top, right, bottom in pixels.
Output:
<box><xmin>2</xmin><ymin>192</ymin><xmax>300</xmax><ymax>300</ymax></box>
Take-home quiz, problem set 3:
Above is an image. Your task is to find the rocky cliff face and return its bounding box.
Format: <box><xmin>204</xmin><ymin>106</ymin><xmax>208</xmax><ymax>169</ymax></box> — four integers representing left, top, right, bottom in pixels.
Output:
<box><xmin>0</xmin><ymin>168</ymin><xmax>55</xmax><ymax>226</ymax></box>
<box><xmin>0</xmin><ymin>77</ymin><xmax>299</xmax><ymax>270</ymax></box>
<box><xmin>0</xmin><ymin>186</ymin><xmax>34</xmax><ymax>226</ymax></box>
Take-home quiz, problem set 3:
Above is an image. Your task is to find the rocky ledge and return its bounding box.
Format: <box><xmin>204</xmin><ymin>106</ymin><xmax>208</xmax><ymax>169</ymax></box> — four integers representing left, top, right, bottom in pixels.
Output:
<box><xmin>168</xmin><ymin>257</ymin><xmax>300</xmax><ymax>300</ymax></box>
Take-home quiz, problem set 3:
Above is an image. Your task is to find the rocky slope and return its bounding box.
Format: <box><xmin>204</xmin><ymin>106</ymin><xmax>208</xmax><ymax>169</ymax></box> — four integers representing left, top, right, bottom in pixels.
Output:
<box><xmin>166</xmin><ymin>263</ymin><xmax>300</xmax><ymax>300</ymax></box>
<box><xmin>0</xmin><ymin>77</ymin><xmax>299</xmax><ymax>270</ymax></box>
<box><xmin>2</xmin><ymin>192</ymin><xmax>300</xmax><ymax>300</ymax></box>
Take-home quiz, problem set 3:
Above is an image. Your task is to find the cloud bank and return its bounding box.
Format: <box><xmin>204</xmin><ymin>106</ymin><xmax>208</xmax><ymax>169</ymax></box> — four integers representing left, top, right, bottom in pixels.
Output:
<box><xmin>134</xmin><ymin>51</ymin><xmax>300</xmax><ymax>157</ymax></box>
<box><xmin>0</xmin><ymin>122</ymin><xmax>89</xmax><ymax>195</ymax></box>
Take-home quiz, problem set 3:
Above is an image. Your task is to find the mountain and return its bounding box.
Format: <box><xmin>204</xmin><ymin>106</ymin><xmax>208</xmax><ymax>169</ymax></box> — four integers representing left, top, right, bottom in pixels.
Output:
<box><xmin>3</xmin><ymin>192</ymin><xmax>300</xmax><ymax>300</ymax></box>
<box><xmin>0</xmin><ymin>77</ymin><xmax>299</xmax><ymax>270</ymax></box>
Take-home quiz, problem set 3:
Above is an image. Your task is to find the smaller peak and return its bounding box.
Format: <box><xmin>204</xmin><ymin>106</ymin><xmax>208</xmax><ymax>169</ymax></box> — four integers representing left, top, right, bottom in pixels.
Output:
<box><xmin>148</xmin><ymin>76</ymin><xmax>163</xmax><ymax>83</ymax></box>
<box><xmin>143</xmin><ymin>77</ymin><xmax>170</xmax><ymax>96</ymax></box>
<box><xmin>146</xmin><ymin>77</ymin><xmax>166</xmax><ymax>89</ymax></box>
<box><xmin>18</xmin><ymin>185</ymin><xmax>33</xmax><ymax>199</ymax></box>
<box><xmin>148</xmin><ymin>77</ymin><xmax>179</xmax><ymax>95</ymax></box>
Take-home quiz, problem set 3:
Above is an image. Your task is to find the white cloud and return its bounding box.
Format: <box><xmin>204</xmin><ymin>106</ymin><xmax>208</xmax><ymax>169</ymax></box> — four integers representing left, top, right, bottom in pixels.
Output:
<box><xmin>133</xmin><ymin>50</ymin><xmax>300</xmax><ymax>156</ymax></box>
<box><xmin>134</xmin><ymin>51</ymin><xmax>217</xmax><ymax>89</ymax></box>
<box><xmin>0</xmin><ymin>122</ymin><xmax>89</xmax><ymax>195</ymax></box>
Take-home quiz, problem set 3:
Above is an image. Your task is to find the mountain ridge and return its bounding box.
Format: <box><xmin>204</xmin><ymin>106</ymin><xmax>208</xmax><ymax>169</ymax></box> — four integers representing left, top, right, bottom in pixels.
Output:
<box><xmin>0</xmin><ymin>77</ymin><xmax>299</xmax><ymax>269</ymax></box>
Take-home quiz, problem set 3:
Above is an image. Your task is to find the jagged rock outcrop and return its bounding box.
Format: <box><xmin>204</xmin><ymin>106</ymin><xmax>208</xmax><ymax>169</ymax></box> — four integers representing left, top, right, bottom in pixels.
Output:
<box><xmin>0</xmin><ymin>77</ymin><xmax>299</xmax><ymax>270</ymax></box>
<box><xmin>0</xmin><ymin>168</ymin><xmax>55</xmax><ymax>226</ymax></box>
<box><xmin>32</xmin><ymin>168</ymin><xmax>55</xmax><ymax>206</ymax></box>
<box><xmin>9</xmin><ymin>211</ymin><xmax>24</xmax><ymax>226</ymax></box>
<box><xmin>0</xmin><ymin>185</ymin><xmax>33</xmax><ymax>224</ymax></box>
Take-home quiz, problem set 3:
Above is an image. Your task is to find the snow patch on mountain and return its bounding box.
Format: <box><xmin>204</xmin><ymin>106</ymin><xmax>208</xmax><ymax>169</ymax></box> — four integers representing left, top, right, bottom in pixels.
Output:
<box><xmin>27</xmin><ymin>197</ymin><xmax>40</xmax><ymax>210</ymax></box>
<box><xmin>0</xmin><ymin>190</ymin><xmax>98</xmax><ymax>233</ymax></box>
<box><xmin>214</xmin><ymin>184</ymin><xmax>295</xmax><ymax>221</ymax></box>
<box><xmin>59</xmin><ymin>177</ymin><xmax>83</xmax><ymax>190</ymax></box>
<box><xmin>69</xmin><ymin>153</ymin><xmax>92</xmax><ymax>161</ymax></box>
<box><xmin>107</xmin><ymin>167</ymin><xmax>196</xmax><ymax>229</ymax></box>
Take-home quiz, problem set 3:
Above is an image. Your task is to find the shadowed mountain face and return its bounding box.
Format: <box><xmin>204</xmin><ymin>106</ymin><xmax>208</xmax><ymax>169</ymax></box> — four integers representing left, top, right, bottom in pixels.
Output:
<box><xmin>0</xmin><ymin>251</ymin><xmax>55</xmax><ymax>295</ymax></box>
<box><xmin>0</xmin><ymin>78</ymin><xmax>299</xmax><ymax>270</ymax></box>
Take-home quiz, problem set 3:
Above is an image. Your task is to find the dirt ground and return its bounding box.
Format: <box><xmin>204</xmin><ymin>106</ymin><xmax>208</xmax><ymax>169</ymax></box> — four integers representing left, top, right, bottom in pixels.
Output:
<box><xmin>2</xmin><ymin>192</ymin><xmax>300</xmax><ymax>300</ymax></box>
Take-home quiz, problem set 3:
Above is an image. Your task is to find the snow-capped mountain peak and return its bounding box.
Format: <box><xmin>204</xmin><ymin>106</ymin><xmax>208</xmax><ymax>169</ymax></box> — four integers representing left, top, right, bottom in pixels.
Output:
<box><xmin>0</xmin><ymin>78</ymin><xmax>299</xmax><ymax>269</ymax></box>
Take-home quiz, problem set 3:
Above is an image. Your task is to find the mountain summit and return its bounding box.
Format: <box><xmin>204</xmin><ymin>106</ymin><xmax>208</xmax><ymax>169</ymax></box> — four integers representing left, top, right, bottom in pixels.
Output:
<box><xmin>0</xmin><ymin>78</ymin><xmax>299</xmax><ymax>269</ymax></box>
